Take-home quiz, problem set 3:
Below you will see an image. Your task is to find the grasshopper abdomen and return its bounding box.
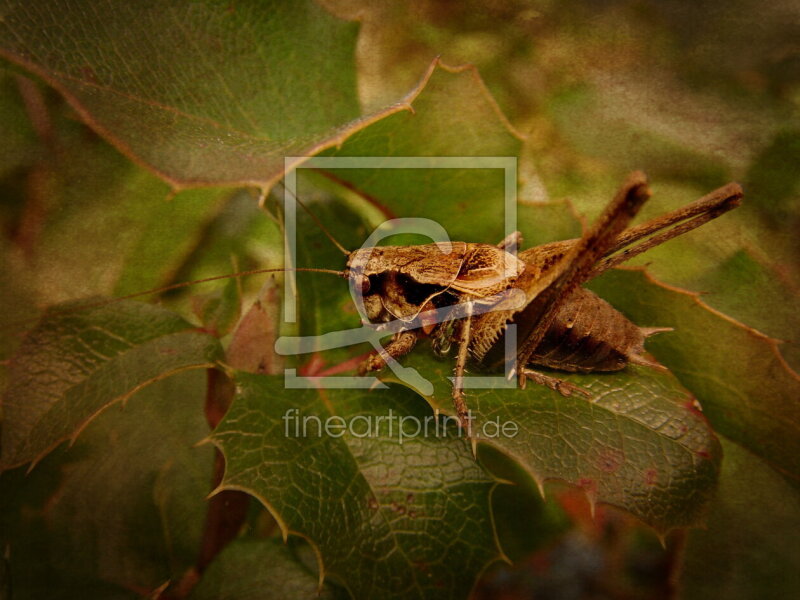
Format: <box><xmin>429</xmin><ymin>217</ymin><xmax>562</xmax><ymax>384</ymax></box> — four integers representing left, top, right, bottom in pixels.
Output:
<box><xmin>528</xmin><ymin>287</ymin><xmax>662</xmax><ymax>373</ymax></box>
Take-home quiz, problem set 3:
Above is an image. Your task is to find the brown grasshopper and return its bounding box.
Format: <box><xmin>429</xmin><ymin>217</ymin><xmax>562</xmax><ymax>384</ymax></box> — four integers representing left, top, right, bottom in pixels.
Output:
<box><xmin>341</xmin><ymin>172</ymin><xmax>742</xmax><ymax>436</ymax></box>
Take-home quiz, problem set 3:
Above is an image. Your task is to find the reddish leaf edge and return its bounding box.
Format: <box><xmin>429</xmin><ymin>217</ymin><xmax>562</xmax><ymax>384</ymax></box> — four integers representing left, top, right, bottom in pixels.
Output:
<box><xmin>0</xmin><ymin>52</ymin><xmax>525</xmax><ymax>193</ymax></box>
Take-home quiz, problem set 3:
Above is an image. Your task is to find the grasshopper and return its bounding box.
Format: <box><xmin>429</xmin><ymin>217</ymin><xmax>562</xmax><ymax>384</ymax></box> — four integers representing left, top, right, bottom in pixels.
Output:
<box><xmin>37</xmin><ymin>172</ymin><xmax>740</xmax><ymax>440</ymax></box>
<box><xmin>340</xmin><ymin>172</ymin><xmax>742</xmax><ymax>437</ymax></box>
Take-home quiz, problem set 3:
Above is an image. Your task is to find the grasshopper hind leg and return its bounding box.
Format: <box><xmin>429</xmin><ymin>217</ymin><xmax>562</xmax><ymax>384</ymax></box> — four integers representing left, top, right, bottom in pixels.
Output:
<box><xmin>519</xmin><ymin>368</ymin><xmax>594</xmax><ymax>399</ymax></box>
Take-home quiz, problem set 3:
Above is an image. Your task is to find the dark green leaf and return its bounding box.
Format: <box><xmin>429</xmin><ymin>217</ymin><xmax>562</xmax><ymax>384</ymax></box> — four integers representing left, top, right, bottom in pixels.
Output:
<box><xmin>0</xmin><ymin>371</ymin><xmax>213</xmax><ymax>596</ymax></box>
<box><xmin>190</xmin><ymin>538</ymin><xmax>344</xmax><ymax>600</ymax></box>
<box><xmin>0</xmin><ymin>0</ymin><xmax>386</xmax><ymax>188</ymax></box>
<box><xmin>395</xmin><ymin>346</ymin><xmax>721</xmax><ymax>534</ymax></box>
<box><xmin>211</xmin><ymin>373</ymin><xmax>502</xmax><ymax>600</ymax></box>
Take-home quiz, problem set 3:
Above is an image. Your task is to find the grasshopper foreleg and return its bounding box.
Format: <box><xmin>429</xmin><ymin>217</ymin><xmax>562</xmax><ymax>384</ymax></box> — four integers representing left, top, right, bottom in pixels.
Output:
<box><xmin>358</xmin><ymin>330</ymin><xmax>418</xmax><ymax>375</ymax></box>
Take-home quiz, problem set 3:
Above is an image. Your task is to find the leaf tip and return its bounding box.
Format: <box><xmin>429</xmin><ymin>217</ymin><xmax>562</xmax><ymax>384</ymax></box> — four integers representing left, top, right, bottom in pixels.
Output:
<box><xmin>534</xmin><ymin>477</ymin><xmax>547</xmax><ymax>500</ymax></box>
<box><xmin>206</xmin><ymin>484</ymin><xmax>225</xmax><ymax>500</ymax></box>
<box><xmin>193</xmin><ymin>435</ymin><xmax>213</xmax><ymax>449</ymax></box>
<box><xmin>656</xmin><ymin>531</ymin><xmax>668</xmax><ymax>550</ymax></box>
<box><xmin>25</xmin><ymin>448</ymin><xmax>50</xmax><ymax>475</ymax></box>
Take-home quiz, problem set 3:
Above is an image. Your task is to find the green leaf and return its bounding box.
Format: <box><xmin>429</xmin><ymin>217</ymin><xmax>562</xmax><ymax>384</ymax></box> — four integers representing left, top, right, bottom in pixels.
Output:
<box><xmin>322</xmin><ymin>62</ymin><xmax>531</xmax><ymax>245</ymax></box>
<box><xmin>745</xmin><ymin>128</ymin><xmax>800</xmax><ymax>225</ymax></box>
<box><xmin>588</xmin><ymin>268</ymin><xmax>800</xmax><ymax>483</ymax></box>
<box><xmin>0</xmin><ymin>300</ymin><xmax>222</xmax><ymax>470</ymax></box>
<box><xmin>190</xmin><ymin>538</ymin><xmax>344</xmax><ymax>600</ymax></box>
<box><xmin>0</xmin><ymin>371</ymin><xmax>213</xmax><ymax>596</ymax></box>
<box><xmin>480</xmin><ymin>445</ymin><xmax>570</xmax><ymax>562</ymax></box>
<box><xmin>0</xmin><ymin>0</ymin><xmax>403</xmax><ymax>188</ymax></box>
<box><xmin>686</xmin><ymin>248</ymin><xmax>800</xmax><ymax>369</ymax></box>
<box><xmin>678</xmin><ymin>437</ymin><xmax>800</xmax><ymax>599</ymax></box>
<box><xmin>395</xmin><ymin>346</ymin><xmax>721</xmax><ymax>535</ymax></box>
<box><xmin>211</xmin><ymin>373</ymin><xmax>502</xmax><ymax>600</ymax></box>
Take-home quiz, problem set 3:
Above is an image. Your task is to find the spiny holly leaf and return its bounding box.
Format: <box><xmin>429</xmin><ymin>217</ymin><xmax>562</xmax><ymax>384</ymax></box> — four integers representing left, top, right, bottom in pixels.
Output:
<box><xmin>211</xmin><ymin>373</ymin><xmax>502</xmax><ymax>600</ymax></box>
<box><xmin>480</xmin><ymin>447</ymin><xmax>571</xmax><ymax>562</ymax></box>
<box><xmin>0</xmin><ymin>301</ymin><xmax>222</xmax><ymax>470</ymax></box>
<box><xmin>189</xmin><ymin>538</ymin><xmax>345</xmax><ymax>600</ymax></box>
<box><xmin>588</xmin><ymin>268</ymin><xmax>800</xmax><ymax>483</ymax></box>
<box><xmin>0</xmin><ymin>0</ymin><xmax>418</xmax><ymax>189</ymax></box>
<box><xmin>678</xmin><ymin>437</ymin><xmax>800</xmax><ymax>599</ymax></box>
<box><xmin>393</xmin><ymin>347</ymin><xmax>721</xmax><ymax>535</ymax></box>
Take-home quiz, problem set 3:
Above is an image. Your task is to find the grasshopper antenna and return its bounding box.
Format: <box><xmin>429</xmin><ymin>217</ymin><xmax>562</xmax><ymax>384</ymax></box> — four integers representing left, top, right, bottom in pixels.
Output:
<box><xmin>107</xmin><ymin>266</ymin><xmax>347</xmax><ymax>303</ymax></box>
<box><xmin>275</xmin><ymin>180</ymin><xmax>351</xmax><ymax>256</ymax></box>
<box><xmin>4</xmin><ymin>267</ymin><xmax>346</xmax><ymax>332</ymax></box>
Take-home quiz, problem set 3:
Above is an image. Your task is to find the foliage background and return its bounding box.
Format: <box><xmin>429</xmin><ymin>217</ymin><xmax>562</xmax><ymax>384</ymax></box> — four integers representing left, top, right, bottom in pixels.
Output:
<box><xmin>0</xmin><ymin>1</ymin><xmax>798</xmax><ymax>599</ymax></box>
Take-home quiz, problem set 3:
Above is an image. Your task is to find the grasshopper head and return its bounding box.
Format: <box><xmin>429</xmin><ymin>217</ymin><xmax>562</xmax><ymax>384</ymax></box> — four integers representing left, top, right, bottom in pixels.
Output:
<box><xmin>344</xmin><ymin>243</ymin><xmax>468</xmax><ymax>323</ymax></box>
<box><xmin>343</xmin><ymin>242</ymin><xmax>525</xmax><ymax>326</ymax></box>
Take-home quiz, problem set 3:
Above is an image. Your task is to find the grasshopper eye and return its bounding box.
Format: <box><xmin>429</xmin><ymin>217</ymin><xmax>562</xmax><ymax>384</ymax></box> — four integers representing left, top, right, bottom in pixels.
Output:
<box><xmin>354</xmin><ymin>274</ymin><xmax>371</xmax><ymax>296</ymax></box>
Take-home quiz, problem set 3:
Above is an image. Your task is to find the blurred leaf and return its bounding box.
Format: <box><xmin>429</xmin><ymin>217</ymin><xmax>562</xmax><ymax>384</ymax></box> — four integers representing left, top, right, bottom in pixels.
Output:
<box><xmin>226</xmin><ymin>278</ymin><xmax>283</xmax><ymax>375</ymax></box>
<box><xmin>548</xmin><ymin>83</ymin><xmax>732</xmax><ymax>190</ymax></box>
<box><xmin>0</xmin><ymin>371</ymin><xmax>213</xmax><ymax>597</ymax></box>
<box><xmin>162</xmin><ymin>188</ymin><xmax>285</xmax><ymax>315</ymax></box>
<box><xmin>35</xmin><ymin>171</ymin><xmax>227</xmax><ymax>303</ymax></box>
<box><xmin>648</xmin><ymin>0</ymin><xmax>800</xmax><ymax>90</ymax></box>
<box><xmin>192</xmin><ymin>277</ymin><xmax>242</xmax><ymax>338</ymax></box>
<box><xmin>190</xmin><ymin>538</ymin><xmax>344</xmax><ymax>600</ymax></box>
<box><xmin>0</xmin><ymin>114</ymin><xmax>230</xmax><ymax>304</ymax></box>
<box><xmin>745</xmin><ymin>128</ymin><xmax>800</xmax><ymax>223</ymax></box>
<box><xmin>588</xmin><ymin>268</ymin><xmax>800</xmax><ymax>484</ymax></box>
<box><xmin>0</xmin><ymin>301</ymin><xmax>222</xmax><ymax>470</ymax></box>
<box><xmin>0</xmin><ymin>238</ymin><xmax>38</xmax><ymax>360</ymax></box>
<box><xmin>678</xmin><ymin>437</ymin><xmax>800</xmax><ymax>599</ymax></box>
<box><xmin>212</xmin><ymin>374</ymin><xmax>502</xmax><ymax>599</ymax></box>
<box><xmin>0</xmin><ymin>71</ymin><xmax>38</xmax><ymax>178</ymax></box>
